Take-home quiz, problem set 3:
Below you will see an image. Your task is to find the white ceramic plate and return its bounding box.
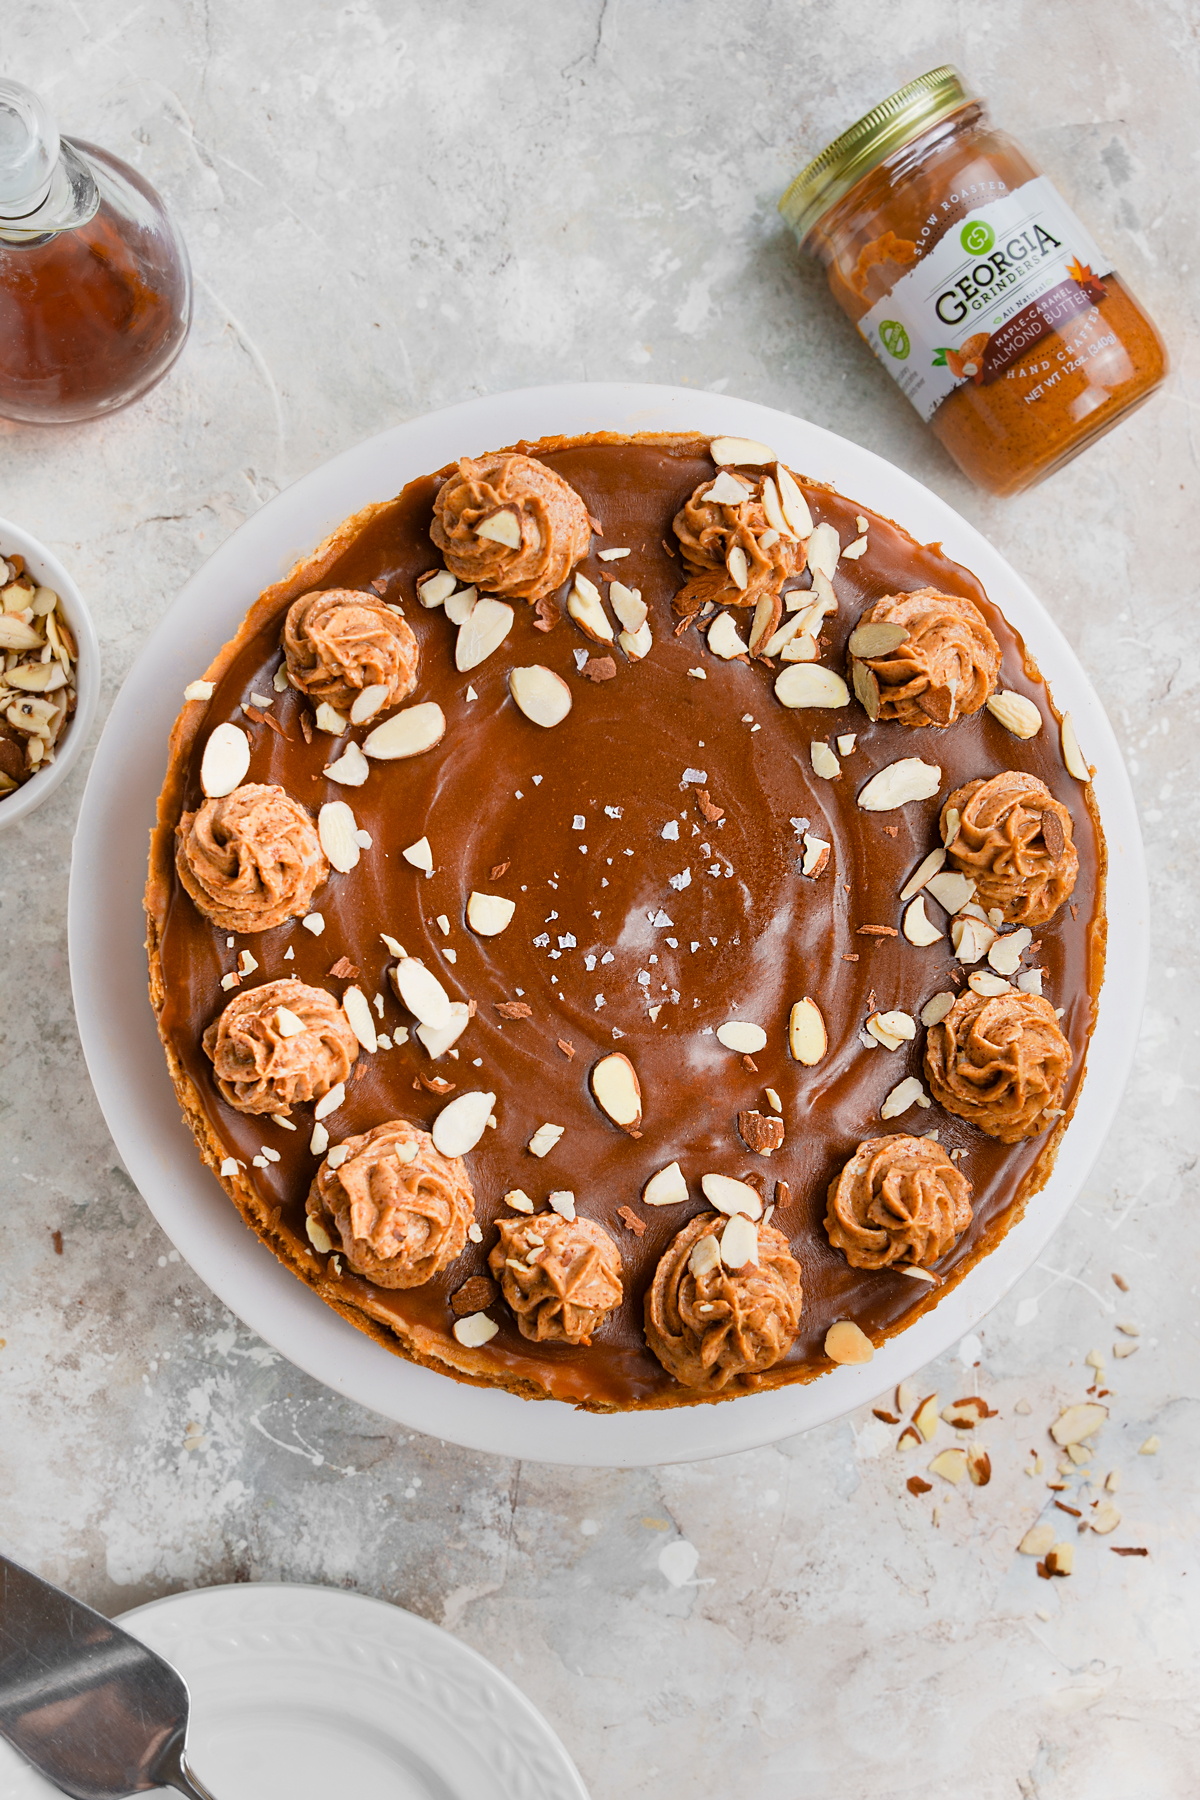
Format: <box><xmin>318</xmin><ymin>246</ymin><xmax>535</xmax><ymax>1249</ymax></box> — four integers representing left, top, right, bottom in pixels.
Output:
<box><xmin>0</xmin><ymin>516</ymin><xmax>100</xmax><ymax>831</ymax></box>
<box><xmin>0</xmin><ymin>1583</ymin><xmax>588</xmax><ymax>1800</ymax></box>
<box><xmin>67</xmin><ymin>382</ymin><xmax>1147</xmax><ymax>1467</ymax></box>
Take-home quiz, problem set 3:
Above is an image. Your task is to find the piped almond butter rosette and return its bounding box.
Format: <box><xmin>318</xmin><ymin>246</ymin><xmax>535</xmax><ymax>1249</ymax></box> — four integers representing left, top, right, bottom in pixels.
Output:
<box><xmin>924</xmin><ymin>989</ymin><xmax>1072</xmax><ymax>1143</ymax></box>
<box><xmin>307</xmin><ymin>1118</ymin><xmax>473</xmax><ymax>1288</ymax></box>
<box><xmin>942</xmin><ymin>772</ymin><xmax>1078</xmax><ymax>926</ymax></box>
<box><xmin>644</xmin><ymin>1211</ymin><xmax>803</xmax><ymax>1391</ymax></box>
<box><xmin>201</xmin><ymin>977</ymin><xmax>358</xmax><ymax>1116</ymax></box>
<box><xmin>671</xmin><ymin>468</ymin><xmax>804</xmax><ymax>621</ymax></box>
<box><xmin>848</xmin><ymin>588</ymin><xmax>1000</xmax><ymax>727</ymax></box>
<box><xmin>825</xmin><ymin>1134</ymin><xmax>973</xmax><ymax>1270</ymax></box>
<box><xmin>430</xmin><ymin>453</ymin><xmax>591</xmax><ymax>603</ymax></box>
<box><xmin>488</xmin><ymin>1212</ymin><xmax>623</xmax><ymax>1345</ymax></box>
<box><xmin>282</xmin><ymin>589</ymin><xmax>419</xmax><ymax>716</ymax></box>
<box><xmin>175</xmin><ymin>783</ymin><xmax>328</xmax><ymax>932</ymax></box>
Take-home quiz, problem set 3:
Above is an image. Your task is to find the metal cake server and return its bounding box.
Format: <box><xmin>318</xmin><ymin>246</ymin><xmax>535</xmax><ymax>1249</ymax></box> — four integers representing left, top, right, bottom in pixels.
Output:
<box><xmin>0</xmin><ymin>1555</ymin><xmax>216</xmax><ymax>1799</ymax></box>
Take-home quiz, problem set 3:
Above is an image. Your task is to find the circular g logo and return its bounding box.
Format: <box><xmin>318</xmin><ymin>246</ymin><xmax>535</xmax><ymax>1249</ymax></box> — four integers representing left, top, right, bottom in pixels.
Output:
<box><xmin>961</xmin><ymin>219</ymin><xmax>995</xmax><ymax>255</ymax></box>
<box><xmin>879</xmin><ymin>320</ymin><xmax>910</xmax><ymax>360</ymax></box>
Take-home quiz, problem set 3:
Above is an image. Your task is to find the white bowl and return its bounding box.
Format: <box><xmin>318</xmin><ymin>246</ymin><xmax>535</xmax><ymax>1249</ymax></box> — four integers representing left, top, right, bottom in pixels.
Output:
<box><xmin>67</xmin><ymin>382</ymin><xmax>1147</xmax><ymax>1467</ymax></box>
<box><xmin>0</xmin><ymin>516</ymin><xmax>100</xmax><ymax>830</ymax></box>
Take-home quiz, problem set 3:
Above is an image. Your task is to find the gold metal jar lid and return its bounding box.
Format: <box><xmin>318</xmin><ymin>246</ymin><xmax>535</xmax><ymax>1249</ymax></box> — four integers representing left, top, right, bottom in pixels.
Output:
<box><xmin>779</xmin><ymin>66</ymin><xmax>974</xmax><ymax>245</ymax></box>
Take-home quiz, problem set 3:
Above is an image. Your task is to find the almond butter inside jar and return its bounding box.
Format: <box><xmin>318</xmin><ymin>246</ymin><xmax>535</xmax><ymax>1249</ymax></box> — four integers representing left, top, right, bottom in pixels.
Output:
<box><xmin>780</xmin><ymin>67</ymin><xmax>1168</xmax><ymax>496</ymax></box>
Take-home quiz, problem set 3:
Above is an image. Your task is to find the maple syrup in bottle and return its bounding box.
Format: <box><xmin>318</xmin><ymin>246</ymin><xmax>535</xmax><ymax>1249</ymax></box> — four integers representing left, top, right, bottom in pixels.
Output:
<box><xmin>0</xmin><ymin>78</ymin><xmax>192</xmax><ymax>424</ymax></box>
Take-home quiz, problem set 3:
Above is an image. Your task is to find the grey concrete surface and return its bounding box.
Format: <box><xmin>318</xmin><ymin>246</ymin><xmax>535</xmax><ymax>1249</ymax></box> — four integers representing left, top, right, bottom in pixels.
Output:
<box><xmin>2</xmin><ymin>3</ymin><xmax>1197</xmax><ymax>1796</ymax></box>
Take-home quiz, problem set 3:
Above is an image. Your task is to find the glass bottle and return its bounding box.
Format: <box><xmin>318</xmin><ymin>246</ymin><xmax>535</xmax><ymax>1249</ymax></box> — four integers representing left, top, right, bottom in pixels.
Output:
<box><xmin>0</xmin><ymin>77</ymin><xmax>192</xmax><ymax>425</ymax></box>
<box><xmin>779</xmin><ymin>68</ymin><xmax>1168</xmax><ymax>497</ymax></box>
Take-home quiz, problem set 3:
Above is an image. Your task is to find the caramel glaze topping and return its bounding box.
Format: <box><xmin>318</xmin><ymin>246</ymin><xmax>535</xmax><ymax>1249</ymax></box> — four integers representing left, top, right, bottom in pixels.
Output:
<box><xmin>153</xmin><ymin>435</ymin><xmax>1105</xmax><ymax>1409</ymax></box>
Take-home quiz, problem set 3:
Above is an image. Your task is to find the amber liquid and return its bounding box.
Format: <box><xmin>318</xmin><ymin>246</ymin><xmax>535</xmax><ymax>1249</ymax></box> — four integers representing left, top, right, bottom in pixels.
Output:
<box><xmin>0</xmin><ymin>151</ymin><xmax>190</xmax><ymax>424</ymax></box>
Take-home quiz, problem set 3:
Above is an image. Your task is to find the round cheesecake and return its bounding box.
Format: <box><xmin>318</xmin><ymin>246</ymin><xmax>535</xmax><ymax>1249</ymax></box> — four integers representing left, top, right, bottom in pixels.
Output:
<box><xmin>145</xmin><ymin>431</ymin><xmax>1105</xmax><ymax>1410</ymax></box>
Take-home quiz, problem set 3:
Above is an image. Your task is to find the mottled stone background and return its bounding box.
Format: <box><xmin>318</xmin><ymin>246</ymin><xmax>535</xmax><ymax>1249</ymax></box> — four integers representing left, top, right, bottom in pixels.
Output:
<box><xmin>2</xmin><ymin>3</ymin><xmax>1198</xmax><ymax>1795</ymax></box>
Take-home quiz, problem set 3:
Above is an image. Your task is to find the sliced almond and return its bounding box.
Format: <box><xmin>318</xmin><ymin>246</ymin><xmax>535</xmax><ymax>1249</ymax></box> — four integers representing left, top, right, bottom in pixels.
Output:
<box><xmin>899</xmin><ymin>847</ymin><xmax>946</xmax><ymax>903</ymax></box>
<box><xmin>840</xmin><ymin>536</ymin><xmax>868</xmax><ymax>560</ymax></box>
<box><xmin>897</xmin><ymin>1425</ymin><xmax>922</xmax><ymax>1450</ymax></box>
<box><xmin>904</xmin><ymin>895</ymin><xmax>943</xmax><ymax>946</ymax></box>
<box><xmin>273</xmin><ymin>1006</ymin><xmax>307</xmax><ymax>1038</ymax></box>
<box><xmin>416</xmin><ymin>1001</ymin><xmax>471</xmax><ymax>1059</ymax></box>
<box><xmin>988</xmin><ymin>926</ymin><xmax>1032</xmax><ymax>975</ymax></box>
<box><xmin>643</xmin><ymin>1161</ymin><xmax>689</xmax><ymax>1207</ymax></box>
<box><xmin>453</xmin><ymin>1310</ymin><xmax>499</xmax><ymax>1347</ymax></box>
<box><xmin>848</xmin><ymin>622</ymin><xmax>909</xmax><ymax>658</ymax></box>
<box><xmin>801</xmin><ymin>833</ymin><xmax>830</xmax><ymax>877</ymax></box>
<box><xmin>749</xmin><ymin>592</ymin><xmax>779</xmax><ymax>656</ymax></box>
<box><xmin>184</xmin><ymin>679</ymin><xmax>214</xmax><ymax>701</ymax></box>
<box><xmin>456</xmin><ymin>597</ymin><xmax>514</xmax><ymax>672</ymax></box>
<box><xmin>364</xmin><ymin>701</ymin><xmax>446</xmax><ymax>760</ymax></box>
<box><xmin>925</xmin><ymin>870</ymin><xmax>975</xmax><ymax>914</ymax></box>
<box><xmin>775</xmin><ymin>663</ymin><xmax>850</xmax><ymax>709</ymax></box>
<box><xmin>313</xmin><ymin>1081</ymin><xmax>345</xmax><ymax>1122</ymax></box>
<box><xmin>1061</xmin><ymin>712</ymin><xmax>1091</xmax><ymax>782</ymax></box>
<box><xmin>788</xmin><ymin>997</ymin><xmax>827</xmax><ymax>1065</ymax></box>
<box><xmin>620</xmin><ymin>622</ymin><xmax>653</xmax><ymax>661</ymax></box>
<box><xmin>719</xmin><ymin>1212</ymin><xmax>759</xmax><ymax>1269</ymax></box>
<box><xmin>913</xmin><ymin>1394</ymin><xmax>939</xmax><ymax>1440</ymax></box>
<box><xmin>726</xmin><ymin>544</ymin><xmax>749</xmax><ymax>591</ymax></box>
<box><xmin>1045</xmin><ymin>1543</ymin><xmax>1074</xmax><ymax>1577</ymax></box>
<box><xmin>952</xmin><ymin>915</ymin><xmax>997</xmax><ymax>964</ymax></box>
<box><xmin>708</xmin><ymin>611</ymin><xmax>749</xmax><ymax>659</ymax></box>
<box><xmin>872</xmin><ymin>1008</ymin><xmax>916</xmax><ymax>1043</ymax></box>
<box><xmin>432</xmin><ymin>1090</ymin><xmax>496</xmax><ymax>1158</ymax></box>
<box><xmin>805</xmin><ymin>521</ymin><xmax>840</xmax><ymax>580</ymax></box>
<box><xmin>968</xmin><ymin>970</ymin><xmax>1011</xmax><ymax>997</ymax></box>
<box><xmin>1091</xmin><ymin>1501</ymin><xmax>1121</xmax><ymax>1535</ymax></box>
<box><xmin>342</xmin><ymin>985</ymin><xmax>378</xmax><ymax>1053</ymax></box>
<box><xmin>710</xmin><ymin>435</ymin><xmax>775</xmax><ymax>466</ymax></box>
<box><xmin>941</xmin><ymin>806</ymin><xmax>961</xmax><ymax>848</ymax></box>
<box><xmin>857</xmin><ymin>757</ymin><xmax>942</xmax><ymax>811</ymax></box>
<box><xmin>323</xmin><ymin>741</ymin><xmax>370</xmax><ymax>787</ymax></box>
<box><xmin>715</xmin><ymin>1020</ymin><xmax>767</xmax><ymax>1055</ymax></box>
<box><xmin>1018</xmin><ymin>1522</ymin><xmax>1056</xmax><ymax>1557</ymax></box>
<box><xmin>609</xmin><ymin>582</ymin><xmax>647</xmax><ymax>632</ymax></box>
<box><xmin>689</xmin><ymin>1232</ymin><xmax>721</xmax><ymax>1278</ymax></box>
<box><xmin>418</xmin><ymin>569</ymin><xmax>457</xmax><ymax>608</ymax></box>
<box><xmin>528</xmin><ymin>1122</ymin><xmax>565</xmax><ymax>1158</ymax></box>
<box><xmin>987</xmin><ymin>690</ymin><xmax>1042</xmax><ymax>739</ymax></box>
<box><xmin>0</xmin><ymin>616</ymin><xmax>45</xmax><ymax>651</ymax></box>
<box><xmin>318</xmin><ymin>801</ymin><xmax>361</xmax><ymax>873</ymax></box>
<box><xmin>444</xmin><ymin>586</ymin><xmax>478</xmax><ymax>627</ymax></box>
<box><xmin>402</xmin><ymin>836</ymin><xmax>434</xmax><ymax>874</ymax></box>
<box><xmin>349</xmin><ymin>683</ymin><xmax>390</xmax><ymax>725</ymax></box>
<box><xmin>810</xmin><ymin>740</ymin><xmax>840</xmax><ymax>780</ymax></box>
<box><xmin>200</xmin><ymin>722</ymin><xmax>251</xmax><ymax>798</ymax></box>
<box><xmin>780</xmin><ymin>632</ymin><xmax>818</xmax><ymax>663</ymax></box>
<box><xmin>476</xmin><ymin>509</ymin><xmax>522</xmax><ymax>548</ymax></box>
<box><xmin>467</xmin><ymin>891</ymin><xmax>516</xmax><ymax>936</ymax></box>
<box><xmin>760</xmin><ymin>475</ymin><xmax>790</xmax><ymax>537</ymax></box>
<box><xmin>503</xmin><ymin>1188</ymin><xmax>535</xmax><ymax>1213</ymax></box>
<box><xmin>1050</xmin><ymin>1402</ymin><xmax>1107</xmax><ymax>1446</ymax></box>
<box><xmin>306</xmin><ymin>1215</ymin><xmax>333</xmax><ymax>1254</ymax></box>
<box><xmin>567</xmin><ymin>573</ymin><xmax>614</xmax><ymax>644</ymax></box>
<box><xmin>591</xmin><ymin>1052</ymin><xmax>642</xmax><ymax>1130</ymax></box>
<box><xmin>929</xmin><ymin>1447</ymin><xmax>968</xmax><ymax>1485</ymax></box>
<box><xmin>881</xmin><ymin>1076</ymin><xmax>929</xmax><ymax>1120</ymax></box>
<box><xmin>775</xmin><ymin>464</ymin><xmax>813</xmax><ymax>538</ymax></box>
<box><xmin>825</xmin><ymin>1319</ymin><xmax>874</xmax><ymax>1365</ymax></box>
<box><xmin>762</xmin><ymin>612</ymin><xmax>810</xmax><ymax>658</ymax></box>
<box><xmin>851</xmin><ymin>658</ymin><xmax>881</xmax><ymax>721</ymax></box>
<box><xmin>701</xmin><ymin>1173</ymin><xmax>762</xmax><ymax>1219</ymax></box>
<box><xmin>509</xmin><ymin>665</ymin><xmax>572</xmax><ymax>728</ymax></box>
<box><xmin>315</xmin><ymin>702</ymin><xmax>349</xmax><ymax>736</ymax></box>
<box><xmin>705</xmin><ymin>470</ymin><xmax>753</xmax><ymax>505</ymax></box>
<box><xmin>549</xmin><ymin>1189</ymin><xmax>576</xmax><ymax>1220</ymax></box>
<box><xmin>391</xmin><ymin>957</ymin><xmax>453</xmax><ymax>1030</ymax></box>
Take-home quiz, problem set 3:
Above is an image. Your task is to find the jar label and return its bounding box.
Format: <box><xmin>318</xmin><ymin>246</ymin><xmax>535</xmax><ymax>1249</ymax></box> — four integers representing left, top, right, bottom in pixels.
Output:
<box><xmin>859</xmin><ymin>176</ymin><xmax>1112</xmax><ymax>423</ymax></box>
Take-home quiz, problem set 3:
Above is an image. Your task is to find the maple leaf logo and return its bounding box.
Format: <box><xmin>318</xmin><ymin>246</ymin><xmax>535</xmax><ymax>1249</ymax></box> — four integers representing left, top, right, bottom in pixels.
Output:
<box><xmin>1067</xmin><ymin>257</ymin><xmax>1094</xmax><ymax>285</ymax></box>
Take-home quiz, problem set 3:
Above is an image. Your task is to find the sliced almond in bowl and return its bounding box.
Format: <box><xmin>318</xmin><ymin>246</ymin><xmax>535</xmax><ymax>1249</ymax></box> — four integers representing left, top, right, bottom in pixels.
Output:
<box><xmin>200</xmin><ymin>722</ymin><xmax>250</xmax><ymax>798</ymax></box>
<box><xmin>788</xmin><ymin>997</ymin><xmax>827</xmax><ymax>1064</ymax></box>
<box><xmin>509</xmin><ymin>665</ymin><xmax>572</xmax><ymax>728</ymax></box>
<box><xmin>432</xmin><ymin>1090</ymin><xmax>496</xmax><ymax>1158</ymax></box>
<box><xmin>591</xmin><ymin>1052</ymin><xmax>642</xmax><ymax>1131</ymax></box>
<box><xmin>775</xmin><ymin>664</ymin><xmax>850</xmax><ymax>709</ymax></box>
<box><xmin>364</xmin><ymin>701</ymin><xmax>446</xmax><ymax>760</ymax></box>
<box><xmin>318</xmin><ymin>801</ymin><xmax>361</xmax><ymax>873</ymax></box>
<box><xmin>466</xmin><ymin>891</ymin><xmax>516</xmax><ymax>936</ymax></box>
<box><xmin>456</xmin><ymin>597</ymin><xmax>514</xmax><ymax>672</ymax></box>
<box><xmin>701</xmin><ymin>1173</ymin><xmax>762</xmax><ymax>1220</ymax></box>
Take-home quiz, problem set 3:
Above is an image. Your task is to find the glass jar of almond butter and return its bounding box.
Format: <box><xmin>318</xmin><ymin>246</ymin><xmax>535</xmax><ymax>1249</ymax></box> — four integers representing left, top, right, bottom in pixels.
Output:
<box><xmin>780</xmin><ymin>67</ymin><xmax>1168</xmax><ymax>496</ymax></box>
